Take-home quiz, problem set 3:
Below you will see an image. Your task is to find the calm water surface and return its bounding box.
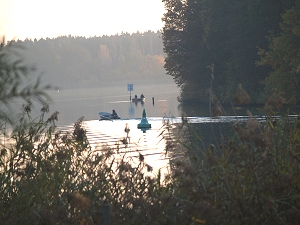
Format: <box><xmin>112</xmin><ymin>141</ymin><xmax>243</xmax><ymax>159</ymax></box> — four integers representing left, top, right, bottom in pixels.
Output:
<box><xmin>49</xmin><ymin>83</ymin><xmax>181</xmax><ymax>173</ymax></box>
<box><xmin>50</xmin><ymin>83</ymin><xmax>181</xmax><ymax>124</ymax></box>
<box><xmin>59</xmin><ymin>118</ymin><xmax>178</xmax><ymax>174</ymax></box>
<box><xmin>46</xmin><ymin>83</ymin><xmax>300</xmax><ymax>173</ymax></box>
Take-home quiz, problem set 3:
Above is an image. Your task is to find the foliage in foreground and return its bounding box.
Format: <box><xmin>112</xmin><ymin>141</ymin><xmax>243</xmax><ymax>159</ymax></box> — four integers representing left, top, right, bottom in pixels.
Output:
<box><xmin>0</xmin><ymin>40</ymin><xmax>52</xmax><ymax>110</ymax></box>
<box><xmin>0</xmin><ymin>110</ymin><xmax>158</xmax><ymax>225</ymax></box>
<box><xmin>1</xmin><ymin>98</ymin><xmax>300</xmax><ymax>224</ymax></box>
<box><xmin>170</xmin><ymin>112</ymin><xmax>300</xmax><ymax>224</ymax></box>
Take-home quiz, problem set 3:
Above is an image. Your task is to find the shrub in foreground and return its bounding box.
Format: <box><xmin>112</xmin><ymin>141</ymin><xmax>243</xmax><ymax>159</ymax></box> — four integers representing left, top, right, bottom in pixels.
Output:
<box><xmin>1</xmin><ymin>103</ymin><xmax>300</xmax><ymax>225</ymax></box>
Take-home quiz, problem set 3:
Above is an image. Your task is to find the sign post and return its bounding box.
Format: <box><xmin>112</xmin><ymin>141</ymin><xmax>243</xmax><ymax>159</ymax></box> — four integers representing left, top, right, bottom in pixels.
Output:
<box><xmin>127</xmin><ymin>84</ymin><xmax>133</xmax><ymax>101</ymax></box>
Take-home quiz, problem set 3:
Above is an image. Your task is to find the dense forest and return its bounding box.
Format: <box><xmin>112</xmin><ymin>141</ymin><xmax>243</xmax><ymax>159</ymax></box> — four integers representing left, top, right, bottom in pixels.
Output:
<box><xmin>8</xmin><ymin>31</ymin><xmax>170</xmax><ymax>89</ymax></box>
<box><xmin>162</xmin><ymin>0</ymin><xmax>300</xmax><ymax>105</ymax></box>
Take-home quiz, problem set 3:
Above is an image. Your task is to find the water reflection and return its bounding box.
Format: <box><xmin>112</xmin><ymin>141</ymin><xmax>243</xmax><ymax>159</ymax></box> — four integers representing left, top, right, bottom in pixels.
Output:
<box><xmin>47</xmin><ymin>84</ymin><xmax>300</xmax><ymax>175</ymax></box>
<box><xmin>49</xmin><ymin>83</ymin><xmax>181</xmax><ymax>124</ymax></box>
<box><xmin>58</xmin><ymin>115</ymin><xmax>272</xmax><ymax>174</ymax></box>
<box><xmin>60</xmin><ymin>118</ymin><xmax>173</xmax><ymax>174</ymax></box>
<box><xmin>179</xmin><ymin>103</ymin><xmax>266</xmax><ymax>117</ymax></box>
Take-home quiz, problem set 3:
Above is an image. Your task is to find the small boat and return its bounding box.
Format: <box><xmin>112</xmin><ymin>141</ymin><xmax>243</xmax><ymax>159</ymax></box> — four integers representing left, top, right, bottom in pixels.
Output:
<box><xmin>132</xmin><ymin>97</ymin><xmax>145</xmax><ymax>102</ymax></box>
<box><xmin>132</xmin><ymin>94</ymin><xmax>145</xmax><ymax>103</ymax></box>
<box><xmin>98</xmin><ymin>112</ymin><xmax>120</xmax><ymax>120</ymax></box>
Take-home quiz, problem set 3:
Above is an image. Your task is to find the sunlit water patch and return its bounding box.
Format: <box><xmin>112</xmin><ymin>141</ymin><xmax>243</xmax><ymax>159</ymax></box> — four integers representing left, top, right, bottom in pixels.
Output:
<box><xmin>56</xmin><ymin>114</ymin><xmax>297</xmax><ymax>174</ymax></box>
<box><xmin>56</xmin><ymin>115</ymin><xmax>265</xmax><ymax>172</ymax></box>
<box><xmin>58</xmin><ymin>117</ymin><xmax>177</xmax><ymax>174</ymax></box>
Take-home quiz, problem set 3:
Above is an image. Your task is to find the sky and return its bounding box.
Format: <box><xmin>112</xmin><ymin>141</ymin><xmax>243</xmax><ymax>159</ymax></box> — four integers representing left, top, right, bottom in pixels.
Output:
<box><xmin>0</xmin><ymin>0</ymin><xmax>165</xmax><ymax>41</ymax></box>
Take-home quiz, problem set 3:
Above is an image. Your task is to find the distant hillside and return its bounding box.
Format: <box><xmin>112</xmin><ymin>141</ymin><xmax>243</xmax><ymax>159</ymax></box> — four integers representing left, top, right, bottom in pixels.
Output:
<box><xmin>11</xmin><ymin>31</ymin><xmax>174</xmax><ymax>89</ymax></box>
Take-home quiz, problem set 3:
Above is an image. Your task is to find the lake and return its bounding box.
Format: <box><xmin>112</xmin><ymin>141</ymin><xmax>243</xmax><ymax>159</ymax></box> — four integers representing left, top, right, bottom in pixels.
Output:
<box><xmin>49</xmin><ymin>83</ymin><xmax>182</xmax><ymax>124</ymax></box>
<box><xmin>48</xmin><ymin>83</ymin><xmax>237</xmax><ymax>173</ymax></box>
<box><xmin>36</xmin><ymin>83</ymin><xmax>300</xmax><ymax>174</ymax></box>
<box><xmin>44</xmin><ymin>83</ymin><xmax>181</xmax><ymax>174</ymax></box>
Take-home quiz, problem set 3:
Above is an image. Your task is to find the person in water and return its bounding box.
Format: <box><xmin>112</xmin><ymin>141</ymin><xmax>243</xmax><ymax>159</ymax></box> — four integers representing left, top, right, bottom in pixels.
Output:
<box><xmin>140</xmin><ymin>94</ymin><xmax>145</xmax><ymax>98</ymax></box>
<box><xmin>111</xmin><ymin>109</ymin><xmax>118</xmax><ymax>117</ymax></box>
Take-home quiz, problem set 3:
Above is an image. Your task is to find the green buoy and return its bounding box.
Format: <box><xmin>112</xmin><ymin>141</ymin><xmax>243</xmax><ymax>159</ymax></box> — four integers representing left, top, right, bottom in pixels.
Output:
<box><xmin>138</xmin><ymin>109</ymin><xmax>151</xmax><ymax>132</ymax></box>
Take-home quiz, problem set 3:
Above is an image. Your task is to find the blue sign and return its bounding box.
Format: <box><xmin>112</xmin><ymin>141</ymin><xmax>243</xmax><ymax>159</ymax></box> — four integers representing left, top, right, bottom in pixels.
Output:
<box><xmin>127</xmin><ymin>84</ymin><xmax>133</xmax><ymax>91</ymax></box>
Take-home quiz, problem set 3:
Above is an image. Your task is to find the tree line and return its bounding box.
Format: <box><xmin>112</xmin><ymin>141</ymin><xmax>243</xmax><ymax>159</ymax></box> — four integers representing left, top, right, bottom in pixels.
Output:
<box><xmin>8</xmin><ymin>31</ymin><xmax>169</xmax><ymax>89</ymax></box>
<box><xmin>162</xmin><ymin>0</ymin><xmax>300</xmax><ymax>105</ymax></box>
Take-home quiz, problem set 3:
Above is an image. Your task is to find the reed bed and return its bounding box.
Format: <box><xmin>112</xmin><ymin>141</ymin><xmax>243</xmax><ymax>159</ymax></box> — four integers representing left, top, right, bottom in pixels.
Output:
<box><xmin>1</xmin><ymin>91</ymin><xmax>300</xmax><ymax>225</ymax></box>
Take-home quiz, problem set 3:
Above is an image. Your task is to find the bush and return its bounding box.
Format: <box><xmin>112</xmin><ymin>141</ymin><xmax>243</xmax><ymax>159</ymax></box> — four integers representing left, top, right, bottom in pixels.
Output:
<box><xmin>168</xmin><ymin>113</ymin><xmax>300</xmax><ymax>224</ymax></box>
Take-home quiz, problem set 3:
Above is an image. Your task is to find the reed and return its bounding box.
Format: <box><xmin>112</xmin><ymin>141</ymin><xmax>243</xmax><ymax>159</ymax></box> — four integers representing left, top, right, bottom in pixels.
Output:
<box><xmin>1</xmin><ymin>89</ymin><xmax>299</xmax><ymax>224</ymax></box>
<box><xmin>163</xmin><ymin>88</ymin><xmax>300</xmax><ymax>225</ymax></box>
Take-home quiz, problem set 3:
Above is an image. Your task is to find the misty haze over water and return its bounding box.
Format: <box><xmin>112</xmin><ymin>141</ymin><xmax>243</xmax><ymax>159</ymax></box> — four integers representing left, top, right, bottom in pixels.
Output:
<box><xmin>49</xmin><ymin>83</ymin><xmax>181</xmax><ymax>125</ymax></box>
